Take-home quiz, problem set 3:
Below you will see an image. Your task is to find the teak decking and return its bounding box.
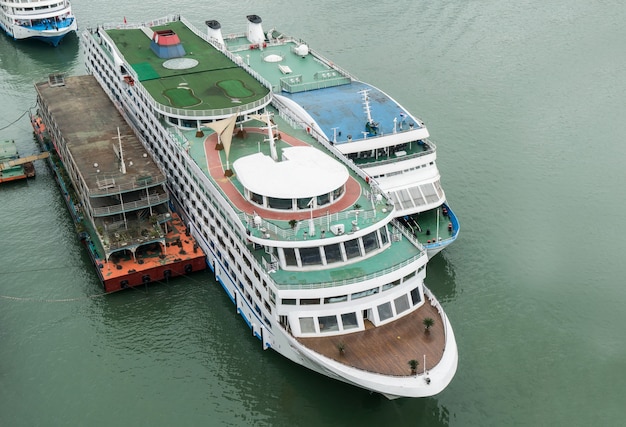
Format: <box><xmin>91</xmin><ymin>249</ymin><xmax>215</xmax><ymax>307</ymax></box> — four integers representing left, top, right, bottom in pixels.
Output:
<box><xmin>297</xmin><ymin>299</ymin><xmax>446</xmax><ymax>376</ymax></box>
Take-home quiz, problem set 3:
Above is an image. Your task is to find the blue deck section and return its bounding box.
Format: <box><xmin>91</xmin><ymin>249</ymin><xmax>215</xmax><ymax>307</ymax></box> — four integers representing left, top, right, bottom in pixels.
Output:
<box><xmin>281</xmin><ymin>81</ymin><xmax>420</xmax><ymax>145</ymax></box>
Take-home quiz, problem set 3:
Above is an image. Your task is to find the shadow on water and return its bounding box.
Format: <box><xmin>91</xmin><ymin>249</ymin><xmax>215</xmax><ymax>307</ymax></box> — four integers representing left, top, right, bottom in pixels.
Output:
<box><xmin>0</xmin><ymin>30</ymin><xmax>80</xmax><ymax>79</ymax></box>
<box><xmin>425</xmin><ymin>251</ymin><xmax>458</xmax><ymax>303</ymax></box>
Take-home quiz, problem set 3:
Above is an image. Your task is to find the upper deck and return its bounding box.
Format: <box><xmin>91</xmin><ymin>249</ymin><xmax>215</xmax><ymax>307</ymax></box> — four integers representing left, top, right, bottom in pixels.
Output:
<box><xmin>34</xmin><ymin>75</ymin><xmax>166</xmax><ymax>196</ymax></box>
<box><xmin>224</xmin><ymin>30</ymin><xmax>431</xmax><ymax>151</ymax></box>
<box><xmin>102</xmin><ymin>19</ymin><xmax>271</xmax><ymax>118</ymax></box>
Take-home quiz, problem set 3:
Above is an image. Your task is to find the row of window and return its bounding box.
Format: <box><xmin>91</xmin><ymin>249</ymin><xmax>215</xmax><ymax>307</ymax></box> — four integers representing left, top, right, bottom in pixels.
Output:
<box><xmin>298</xmin><ymin>285</ymin><xmax>423</xmax><ymax>334</ymax></box>
<box><xmin>281</xmin><ymin>268</ymin><xmax>420</xmax><ymax>306</ymax></box>
<box><xmin>279</xmin><ymin>227</ymin><xmax>389</xmax><ymax>268</ymax></box>
<box><xmin>247</xmin><ymin>186</ymin><xmax>345</xmax><ymax>211</ymax></box>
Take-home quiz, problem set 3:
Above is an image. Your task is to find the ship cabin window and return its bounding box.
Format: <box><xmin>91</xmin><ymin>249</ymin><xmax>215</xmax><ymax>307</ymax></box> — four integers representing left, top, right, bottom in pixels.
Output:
<box><xmin>333</xmin><ymin>186</ymin><xmax>344</xmax><ymax>200</ymax></box>
<box><xmin>299</xmin><ymin>317</ymin><xmax>315</xmax><ymax>334</ymax></box>
<box><xmin>281</xmin><ymin>298</ymin><xmax>296</xmax><ymax>305</ymax></box>
<box><xmin>324</xmin><ymin>295</ymin><xmax>347</xmax><ymax>304</ymax></box>
<box><xmin>394</xmin><ymin>295</ymin><xmax>410</xmax><ymax>314</ymax></box>
<box><xmin>362</xmin><ymin>231</ymin><xmax>380</xmax><ymax>254</ymax></box>
<box><xmin>380</xmin><ymin>226</ymin><xmax>389</xmax><ymax>245</ymax></box>
<box><xmin>410</xmin><ymin>287</ymin><xmax>422</xmax><ymax>305</ymax></box>
<box><xmin>377</xmin><ymin>302</ymin><xmax>393</xmax><ymax>321</ymax></box>
<box><xmin>382</xmin><ymin>278</ymin><xmax>401</xmax><ymax>291</ymax></box>
<box><xmin>318</xmin><ymin>315</ymin><xmax>339</xmax><ymax>332</ymax></box>
<box><xmin>300</xmin><ymin>298</ymin><xmax>320</xmax><ymax>305</ymax></box>
<box><xmin>317</xmin><ymin>193</ymin><xmax>330</xmax><ymax>206</ymax></box>
<box><xmin>352</xmin><ymin>287</ymin><xmax>379</xmax><ymax>300</ymax></box>
<box><xmin>180</xmin><ymin>119</ymin><xmax>196</xmax><ymax>128</ymax></box>
<box><xmin>283</xmin><ymin>248</ymin><xmax>298</xmax><ymax>266</ymax></box>
<box><xmin>403</xmin><ymin>271</ymin><xmax>416</xmax><ymax>282</ymax></box>
<box><xmin>341</xmin><ymin>312</ymin><xmax>359</xmax><ymax>330</ymax></box>
<box><xmin>268</xmin><ymin>197</ymin><xmax>292</xmax><ymax>210</ymax></box>
<box><xmin>250</xmin><ymin>192</ymin><xmax>263</xmax><ymax>205</ymax></box>
<box><xmin>300</xmin><ymin>247</ymin><xmax>322</xmax><ymax>266</ymax></box>
<box><xmin>344</xmin><ymin>238</ymin><xmax>362</xmax><ymax>260</ymax></box>
<box><xmin>324</xmin><ymin>243</ymin><xmax>343</xmax><ymax>264</ymax></box>
<box><xmin>297</xmin><ymin>197</ymin><xmax>311</xmax><ymax>210</ymax></box>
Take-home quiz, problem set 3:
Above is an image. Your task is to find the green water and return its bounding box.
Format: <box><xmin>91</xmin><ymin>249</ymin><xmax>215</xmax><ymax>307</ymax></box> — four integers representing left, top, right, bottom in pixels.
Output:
<box><xmin>1</xmin><ymin>1</ymin><xmax>625</xmax><ymax>425</ymax></box>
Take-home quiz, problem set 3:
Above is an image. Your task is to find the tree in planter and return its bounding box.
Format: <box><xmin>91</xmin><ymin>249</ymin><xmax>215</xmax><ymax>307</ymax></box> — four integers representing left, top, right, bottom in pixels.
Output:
<box><xmin>423</xmin><ymin>317</ymin><xmax>434</xmax><ymax>333</ymax></box>
<box><xmin>408</xmin><ymin>359</ymin><xmax>419</xmax><ymax>375</ymax></box>
<box><xmin>337</xmin><ymin>342</ymin><xmax>346</xmax><ymax>355</ymax></box>
<box><xmin>288</xmin><ymin>219</ymin><xmax>297</xmax><ymax>229</ymax></box>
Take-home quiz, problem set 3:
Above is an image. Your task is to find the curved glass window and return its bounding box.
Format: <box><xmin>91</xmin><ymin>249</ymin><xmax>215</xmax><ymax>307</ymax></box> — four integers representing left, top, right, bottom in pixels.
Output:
<box><xmin>380</xmin><ymin>226</ymin><xmax>389</xmax><ymax>245</ymax></box>
<box><xmin>333</xmin><ymin>185</ymin><xmax>344</xmax><ymax>200</ymax></box>
<box><xmin>410</xmin><ymin>287</ymin><xmax>422</xmax><ymax>305</ymax></box>
<box><xmin>344</xmin><ymin>238</ymin><xmax>361</xmax><ymax>259</ymax></box>
<box><xmin>300</xmin><ymin>247</ymin><xmax>322</xmax><ymax>266</ymax></box>
<box><xmin>324</xmin><ymin>243</ymin><xmax>343</xmax><ymax>264</ymax></box>
<box><xmin>317</xmin><ymin>192</ymin><xmax>330</xmax><ymax>206</ymax></box>
<box><xmin>250</xmin><ymin>192</ymin><xmax>263</xmax><ymax>205</ymax></box>
<box><xmin>268</xmin><ymin>197</ymin><xmax>292</xmax><ymax>210</ymax></box>
<box><xmin>283</xmin><ymin>248</ymin><xmax>298</xmax><ymax>267</ymax></box>
<box><xmin>297</xmin><ymin>197</ymin><xmax>312</xmax><ymax>210</ymax></box>
<box><xmin>362</xmin><ymin>231</ymin><xmax>380</xmax><ymax>253</ymax></box>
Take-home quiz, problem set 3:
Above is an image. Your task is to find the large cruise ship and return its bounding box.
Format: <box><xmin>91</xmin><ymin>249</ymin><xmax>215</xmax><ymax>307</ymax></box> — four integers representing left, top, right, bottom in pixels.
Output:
<box><xmin>81</xmin><ymin>15</ymin><xmax>457</xmax><ymax>398</ymax></box>
<box><xmin>210</xmin><ymin>15</ymin><xmax>460</xmax><ymax>258</ymax></box>
<box><xmin>0</xmin><ymin>0</ymin><xmax>77</xmax><ymax>46</ymax></box>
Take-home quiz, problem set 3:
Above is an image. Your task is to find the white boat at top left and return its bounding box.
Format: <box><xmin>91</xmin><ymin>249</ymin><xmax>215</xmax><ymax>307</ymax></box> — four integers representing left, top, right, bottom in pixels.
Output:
<box><xmin>0</xmin><ymin>0</ymin><xmax>77</xmax><ymax>46</ymax></box>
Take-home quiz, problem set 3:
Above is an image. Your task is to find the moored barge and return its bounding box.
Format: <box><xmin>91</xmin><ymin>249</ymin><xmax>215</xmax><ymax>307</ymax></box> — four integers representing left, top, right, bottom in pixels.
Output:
<box><xmin>32</xmin><ymin>74</ymin><xmax>206</xmax><ymax>292</ymax></box>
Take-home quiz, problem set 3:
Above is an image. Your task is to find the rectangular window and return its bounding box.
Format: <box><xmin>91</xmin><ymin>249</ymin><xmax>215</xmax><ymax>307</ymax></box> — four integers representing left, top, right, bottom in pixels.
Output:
<box><xmin>324</xmin><ymin>295</ymin><xmax>347</xmax><ymax>304</ymax></box>
<box><xmin>299</xmin><ymin>317</ymin><xmax>315</xmax><ymax>333</ymax></box>
<box><xmin>323</xmin><ymin>243</ymin><xmax>343</xmax><ymax>264</ymax></box>
<box><xmin>341</xmin><ymin>312</ymin><xmax>359</xmax><ymax>330</ymax></box>
<box><xmin>318</xmin><ymin>315</ymin><xmax>339</xmax><ymax>332</ymax></box>
<box><xmin>362</xmin><ymin>231</ymin><xmax>380</xmax><ymax>253</ymax></box>
<box><xmin>300</xmin><ymin>247</ymin><xmax>322</xmax><ymax>266</ymax></box>
<box><xmin>281</xmin><ymin>298</ymin><xmax>296</xmax><ymax>305</ymax></box>
<box><xmin>300</xmin><ymin>298</ymin><xmax>320</xmax><ymax>305</ymax></box>
<box><xmin>283</xmin><ymin>248</ymin><xmax>298</xmax><ymax>266</ymax></box>
<box><xmin>351</xmin><ymin>287</ymin><xmax>379</xmax><ymax>300</ymax></box>
<box><xmin>377</xmin><ymin>302</ymin><xmax>393</xmax><ymax>321</ymax></box>
<box><xmin>380</xmin><ymin>227</ymin><xmax>389</xmax><ymax>245</ymax></box>
<box><xmin>410</xmin><ymin>287</ymin><xmax>422</xmax><ymax>305</ymax></box>
<box><xmin>394</xmin><ymin>294</ymin><xmax>410</xmax><ymax>314</ymax></box>
<box><xmin>344</xmin><ymin>238</ymin><xmax>361</xmax><ymax>259</ymax></box>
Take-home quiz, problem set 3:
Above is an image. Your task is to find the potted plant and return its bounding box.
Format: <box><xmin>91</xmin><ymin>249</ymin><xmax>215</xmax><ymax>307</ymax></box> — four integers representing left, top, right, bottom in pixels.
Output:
<box><xmin>288</xmin><ymin>219</ymin><xmax>297</xmax><ymax>229</ymax></box>
<box><xmin>408</xmin><ymin>359</ymin><xmax>419</xmax><ymax>375</ymax></box>
<box><xmin>423</xmin><ymin>317</ymin><xmax>434</xmax><ymax>333</ymax></box>
<box><xmin>337</xmin><ymin>342</ymin><xmax>346</xmax><ymax>355</ymax></box>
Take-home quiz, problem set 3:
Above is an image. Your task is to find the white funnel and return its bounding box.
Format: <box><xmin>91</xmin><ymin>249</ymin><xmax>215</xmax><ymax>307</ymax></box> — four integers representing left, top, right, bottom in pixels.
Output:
<box><xmin>206</xmin><ymin>20</ymin><xmax>224</xmax><ymax>46</ymax></box>
<box><xmin>246</xmin><ymin>15</ymin><xmax>264</xmax><ymax>45</ymax></box>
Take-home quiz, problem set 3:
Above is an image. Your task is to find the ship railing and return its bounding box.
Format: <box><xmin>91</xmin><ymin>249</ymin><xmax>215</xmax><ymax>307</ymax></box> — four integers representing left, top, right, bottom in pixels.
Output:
<box><xmin>238</xmin><ymin>207</ymin><xmax>381</xmax><ymax>241</ymax></box>
<box><xmin>91</xmin><ymin>192</ymin><xmax>170</xmax><ymax>217</ymax></box>
<box><xmin>132</xmin><ymin>80</ymin><xmax>272</xmax><ymax>118</ymax></box>
<box><xmin>422</xmin><ymin>286</ymin><xmax>448</xmax><ymax>344</ymax></box>
<box><xmin>350</xmin><ymin>138</ymin><xmax>437</xmax><ymax>168</ymax></box>
<box><xmin>93</xmin><ymin>17</ymin><xmax>273</xmax><ymax>118</ymax></box>
<box><xmin>391</xmin><ymin>219</ymin><xmax>425</xmax><ymax>252</ymax></box>
<box><xmin>89</xmin><ymin>174</ymin><xmax>167</xmax><ymax>196</ymax></box>
<box><xmin>272</xmin><ymin>251</ymin><xmax>424</xmax><ymax>290</ymax></box>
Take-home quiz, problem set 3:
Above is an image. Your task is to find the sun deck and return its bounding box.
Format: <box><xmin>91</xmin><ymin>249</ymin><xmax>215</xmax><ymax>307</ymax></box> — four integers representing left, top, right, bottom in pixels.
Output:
<box><xmin>297</xmin><ymin>294</ymin><xmax>446</xmax><ymax>375</ymax></box>
<box><xmin>104</xmin><ymin>20</ymin><xmax>270</xmax><ymax>113</ymax></box>
<box><xmin>225</xmin><ymin>35</ymin><xmax>428</xmax><ymax>146</ymax></box>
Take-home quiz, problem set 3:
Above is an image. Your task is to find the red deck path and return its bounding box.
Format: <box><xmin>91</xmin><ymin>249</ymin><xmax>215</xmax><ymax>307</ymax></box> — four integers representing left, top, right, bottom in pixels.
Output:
<box><xmin>203</xmin><ymin>128</ymin><xmax>362</xmax><ymax>221</ymax></box>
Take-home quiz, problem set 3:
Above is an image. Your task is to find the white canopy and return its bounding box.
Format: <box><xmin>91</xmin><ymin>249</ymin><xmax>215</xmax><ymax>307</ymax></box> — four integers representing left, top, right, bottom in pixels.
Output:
<box><xmin>233</xmin><ymin>146</ymin><xmax>349</xmax><ymax>199</ymax></box>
